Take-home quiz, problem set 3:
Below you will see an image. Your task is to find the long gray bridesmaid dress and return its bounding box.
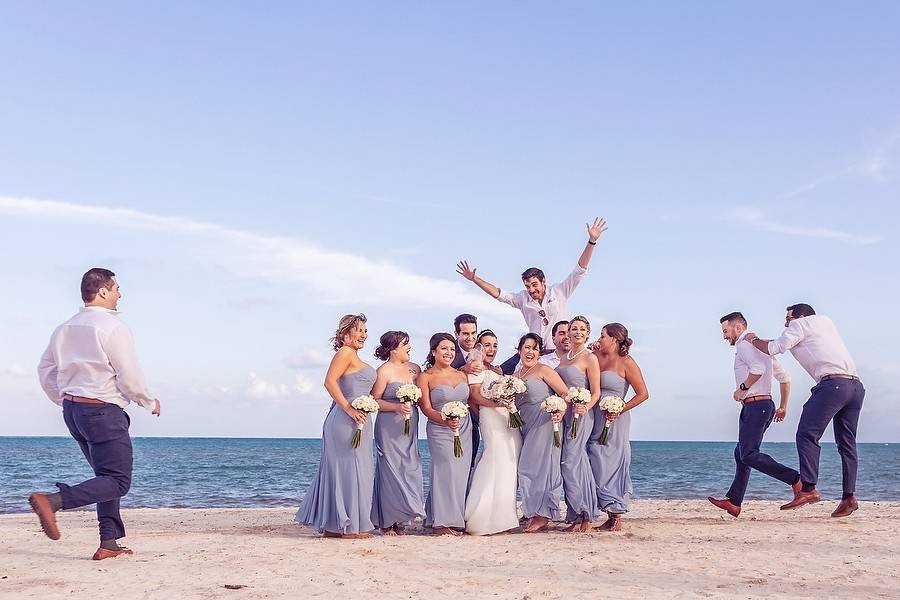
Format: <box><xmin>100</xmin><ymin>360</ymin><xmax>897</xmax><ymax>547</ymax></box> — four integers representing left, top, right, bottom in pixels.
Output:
<box><xmin>557</xmin><ymin>365</ymin><xmax>599</xmax><ymax>523</ymax></box>
<box><xmin>424</xmin><ymin>382</ymin><xmax>472</xmax><ymax>530</ymax></box>
<box><xmin>516</xmin><ymin>377</ymin><xmax>563</xmax><ymax>520</ymax></box>
<box><xmin>588</xmin><ymin>371</ymin><xmax>633</xmax><ymax>515</ymax></box>
<box><xmin>372</xmin><ymin>381</ymin><xmax>425</xmax><ymax>529</ymax></box>
<box><xmin>296</xmin><ymin>366</ymin><xmax>377</xmax><ymax>534</ymax></box>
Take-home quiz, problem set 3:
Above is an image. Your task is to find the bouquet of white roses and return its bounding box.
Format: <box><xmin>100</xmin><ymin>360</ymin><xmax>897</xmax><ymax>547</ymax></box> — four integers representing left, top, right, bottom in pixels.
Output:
<box><xmin>395</xmin><ymin>384</ymin><xmax>422</xmax><ymax>435</ymax></box>
<box><xmin>566</xmin><ymin>386</ymin><xmax>591</xmax><ymax>440</ymax></box>
<box><xmin>441</xmin><ymin>401</ymin><xmax>470</xmax><ymax>457</ymax></box>
<box><xmin>597</xmin><ymin>395</ymin><xmax>626</xmax><ymax>445</ymax></box>
<box><xmin>540</xmin><ymin>395</ymin><xmax>567</xmax><ymax>448</ymax></box>
<box><xmin>486</xmin><ymin>375</ymin><xmax>527</xmax><ymax>429</ymax></box>
<box><xmin>350</xmin><ymin>395</ymin><xmax>379</xmax><ymax>448</ymax></box>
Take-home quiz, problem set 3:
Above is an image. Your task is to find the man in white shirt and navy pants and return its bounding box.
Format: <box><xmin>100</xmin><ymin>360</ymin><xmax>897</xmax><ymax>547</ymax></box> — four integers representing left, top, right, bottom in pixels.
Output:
<box><xmin>708</xmin><ymin>312</ymin><xmax>801</xmax><ymax>518</ymax></box>
<box><xmin>31</xmin><ymin>268</ymin><xmax>161</xmax><ymax>559</ymax></box>
<box><xmin>746</xmin><ymin>303</ymin><xmax>864</xmax><ymax>518</ymax></box>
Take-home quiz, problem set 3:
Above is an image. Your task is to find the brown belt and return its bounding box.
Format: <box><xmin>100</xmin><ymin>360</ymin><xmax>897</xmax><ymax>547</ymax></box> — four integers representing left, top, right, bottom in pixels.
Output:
<box><xmin>62</xmin><ymin>394</ymin><xmax>106</xmax><ymax>405</ymax></box>
<box><xmin>821</xmin><ymin>374</ymin><xmax>859</xmax><ymax>382</ymax></box>
<box><xmin>742</xmin><ymin>395</ymin><xmax>772</xmax><ymax>405</ymax></box>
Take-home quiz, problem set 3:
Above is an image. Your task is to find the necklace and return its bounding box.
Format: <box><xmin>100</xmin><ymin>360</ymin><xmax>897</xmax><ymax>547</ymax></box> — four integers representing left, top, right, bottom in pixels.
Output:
<box><xmin>566</xmin><ymin>346</ymin><xmax>586</xmax><ymax>361</ymax></box>
<box><xmin>517</xmin><ymin>364</ymin><xmax>538</xmax><ymax>380</ymax></box>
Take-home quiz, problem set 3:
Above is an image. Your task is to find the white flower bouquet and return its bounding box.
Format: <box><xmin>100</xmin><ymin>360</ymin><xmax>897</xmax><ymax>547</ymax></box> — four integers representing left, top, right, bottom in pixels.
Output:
<box><xmin>597</xmin><ymin>395</ymin><xmax>626</xmax><ymax>445</ymax></box>
<box><xmin>350</xmin><ymin>394</ymin><xmax>379</xmax><ymax>448</ymax></box>
<box><xmin>540</xmin><ymin>395</ymin><xmax>567</xmax><ymax>448</ymax></box>
<box><xmin>441</xmin><ymin>401</ymin><xmax>470</xmax><ymax>457</ymax></box>
<box><xmin>395</xmin><ymin>384</ymin><xmax>422</xmax><ymax>435</ymax></box>
<box><xmin>566</xmin><ymin>386</ymin><xmax>591</xmax><ymax>440</ymax></box>
<box><xmin>486</xmin><ymin>375</ymin><xmax>527</xmax><ymax>428</ymax></box>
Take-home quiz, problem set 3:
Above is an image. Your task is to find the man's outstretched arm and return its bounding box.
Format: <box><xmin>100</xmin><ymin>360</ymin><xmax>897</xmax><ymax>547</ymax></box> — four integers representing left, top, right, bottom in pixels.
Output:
<box><xmin>456</xmin><ymin>260</ymin><xmax>501</xmax><ymax>299</ymax></box>
<box><xmin>577</xmin><ymin>217</ymin><xmax>608</xmax><ymax>270</ymax></box>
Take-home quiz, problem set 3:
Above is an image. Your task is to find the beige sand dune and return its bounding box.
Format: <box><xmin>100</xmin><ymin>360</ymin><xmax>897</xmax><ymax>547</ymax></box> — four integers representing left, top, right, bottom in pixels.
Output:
<box><xmin>1</xmin><ymin>500</ymin><xmax>898</xmax><ymax>599</ymax></box>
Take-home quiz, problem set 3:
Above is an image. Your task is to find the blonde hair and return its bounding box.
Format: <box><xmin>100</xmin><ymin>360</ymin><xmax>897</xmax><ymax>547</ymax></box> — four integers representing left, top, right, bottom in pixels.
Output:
<box><xmin>332</xmin><ymin>314</ymin><xmax>367</xmax><ymax>351</ymax></box>
<box><xmin>569</xmin><ymin>315</ymin><xmax>591</xmax><ymax>335</ymax></box>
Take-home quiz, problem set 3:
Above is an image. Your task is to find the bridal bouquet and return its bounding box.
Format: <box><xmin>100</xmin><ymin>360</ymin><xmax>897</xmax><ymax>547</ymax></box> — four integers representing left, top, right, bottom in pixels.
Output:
<box><xmin>350</xmin><ymin>395</ymin><xmax>379</xmax><ymax>449</ymax></box>
<box><xmin>540</xmin><ymin>395</ymin><xmax>567</xmax><ymax>448</ymax></box>
<box><xmin>485</xmin><ymin>375</ymin><xmax>527</xmax><ymax>429</ymax></box>
<box><xmin>395</xmin><ymin>384</ymin><xmax>422</xmax><ymax>435</ymax></box>
<box><xmin>566</xmin><ymin>387</ymin><xmax>591</xmax><ymax>440</ymax></box>
<box><xmin>441</xmin><ymin>401</ymin><xmax>470</xmax><ymax>458</ymax></box>
<box><xmin>597</xmin><ymin>395</ymin><xmax>626</xmax><ymax>445</ymax></box>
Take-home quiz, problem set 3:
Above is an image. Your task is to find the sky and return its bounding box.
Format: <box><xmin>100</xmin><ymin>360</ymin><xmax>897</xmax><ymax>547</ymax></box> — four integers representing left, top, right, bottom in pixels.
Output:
<box><xmin>1</xmin><ymin>2</ymin><xmax>898</xmax><ymax>441</ymax></box>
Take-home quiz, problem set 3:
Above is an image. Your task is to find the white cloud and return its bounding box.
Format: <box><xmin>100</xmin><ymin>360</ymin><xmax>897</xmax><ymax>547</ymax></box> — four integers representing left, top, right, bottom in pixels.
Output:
<box><xmin>731</xmin><ymin>207</ymin><xmax>881</xmax><ymax>245</ymax></box>
<box><xmin>0</xmin><ymin>195</ymin><xmax>520</xmax><ymax>322</ymax></box>
<box><xmin>246</xmin><ymin>372</ymin><xmax>318</xmax><ymax>402</ymax></box>
<box><xmin>0</xmin><ymin>366</ymin><xmax>29</xmax><ymax>377</ymax></box>
<box><xmin>284</xmin><ymin>348</ymin><xmax>332</xmax><ymax>370</ymax></box>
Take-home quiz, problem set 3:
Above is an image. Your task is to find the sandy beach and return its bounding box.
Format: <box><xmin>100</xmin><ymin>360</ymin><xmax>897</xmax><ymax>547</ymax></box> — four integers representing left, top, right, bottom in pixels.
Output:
<box><xmin>1</xmin><ymin>500</ymin><xmax>898</xmax><ymax>599</ymax></box>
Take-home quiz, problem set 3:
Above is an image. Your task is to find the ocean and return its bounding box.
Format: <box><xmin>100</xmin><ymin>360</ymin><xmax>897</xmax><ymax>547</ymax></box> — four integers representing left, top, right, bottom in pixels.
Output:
<box><xmin>1</xmin><ymin>437</ymin><xmax>897</xmax><ymax>514</ymax></box>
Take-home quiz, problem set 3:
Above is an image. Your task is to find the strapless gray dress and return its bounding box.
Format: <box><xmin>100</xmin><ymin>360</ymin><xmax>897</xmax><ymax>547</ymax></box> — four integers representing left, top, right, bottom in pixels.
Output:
<box><xmin>372</xmin><ymin>381</ymin><xmax>425</xmax><ymax>528</ymax></box>
<box><xmin>516</xmin><ymin>377</ymin><xmax>563</xmax><ymax>520</ymax></box>
<box><xmin>296</xmin><ymin>366</ymin><xmax>376</xmax><ymax>534</ymax></box>
<box><xmin>424</xmin><ymin>382</ymin><xmax>472</xmax><ymax>530</ymax></box>
<box><xmin>588</xmin><ymin>371</ymin><xmax>633</xmax><ymax>515</ymax></box>
<box><xmin>557</xmin><ymin>365</ymin><xmax>599</xmax><ymax>523</ymax></box>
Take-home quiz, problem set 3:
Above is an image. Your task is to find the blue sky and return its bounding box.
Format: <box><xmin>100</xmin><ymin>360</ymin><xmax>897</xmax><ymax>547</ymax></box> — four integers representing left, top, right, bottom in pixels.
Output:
<box><xmin>1</xmin><ymin>2</ymin><xmax>898</xmax><ymax>441</ymax></box>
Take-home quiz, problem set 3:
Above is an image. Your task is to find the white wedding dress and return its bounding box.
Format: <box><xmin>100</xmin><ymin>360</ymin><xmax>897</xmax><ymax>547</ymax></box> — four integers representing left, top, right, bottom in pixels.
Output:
<box><xmin>464</xmin><ymin>373</ymin><xmax>522</xmax><ymax>535</ymax></box>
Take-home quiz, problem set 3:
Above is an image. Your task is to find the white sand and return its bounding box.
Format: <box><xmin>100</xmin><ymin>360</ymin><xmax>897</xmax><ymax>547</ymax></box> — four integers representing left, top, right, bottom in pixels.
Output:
<box><xmin>1</xmin><ymin>500</ymin><xmax>898</xmax><ymax>599</ymax></box>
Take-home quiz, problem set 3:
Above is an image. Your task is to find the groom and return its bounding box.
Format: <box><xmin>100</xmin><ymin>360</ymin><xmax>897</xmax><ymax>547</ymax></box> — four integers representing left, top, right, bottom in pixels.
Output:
<box><xmin>32</xmin><ymin>268</ymin><xmax>161</xmax><ymax>559</ymax></box>
<box><xmin>456</xmin><ymin>217</ymin><xmax>607</xmax><ymax>374</ymax></box>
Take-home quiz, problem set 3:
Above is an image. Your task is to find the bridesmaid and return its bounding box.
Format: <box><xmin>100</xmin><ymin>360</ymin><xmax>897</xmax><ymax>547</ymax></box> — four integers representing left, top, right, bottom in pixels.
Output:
<box><xmin>417</xmin><ymin>333</ymin><xmax>472</xmax><ymax>536</ymax></box>
<box><xmin>588</xmin><ymin>323</ymin><xmax>649</xmax><ymax>531</ymax></box>
<box><xmin>370</xmin><ymin>331</ymin><xmax>425</xmax><ymax>536</ymax></box>
<box><xmin>557</xmin><ymin>315</ymin><xmax>602</xmax><ymax>533</ymax></box>
<box><xmin>514</xmin><ymin>333</ymin><xmax>570</xmax><ymax>533</ymax></box>
<box><xmin>296</xmin><ymin>314</ymin><xmax>376</xmax><ymax>538</ymax></box>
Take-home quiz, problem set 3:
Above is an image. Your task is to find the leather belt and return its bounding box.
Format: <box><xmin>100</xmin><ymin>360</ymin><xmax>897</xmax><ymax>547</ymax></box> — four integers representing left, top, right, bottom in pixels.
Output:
<box><xmin>62</xmin><ymin>394</ymin><xmax>106</xmax><ymax>405</ymax></box>
<box><xmin>742</xmin><ymin>395</ymin><xmax>772</xmax><ymax>405</ymax></box>
<box><xmin>821</xmin><ymin>374</ymin><xmax>859</xmax><ymax>382</ymax></box>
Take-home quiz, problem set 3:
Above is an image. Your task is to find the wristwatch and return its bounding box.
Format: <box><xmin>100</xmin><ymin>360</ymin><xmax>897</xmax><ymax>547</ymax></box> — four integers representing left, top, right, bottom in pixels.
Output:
<box><xmin>740</xmin><ymin>382</ymin><xmax>749</xmax><ymax>391</ymax></box>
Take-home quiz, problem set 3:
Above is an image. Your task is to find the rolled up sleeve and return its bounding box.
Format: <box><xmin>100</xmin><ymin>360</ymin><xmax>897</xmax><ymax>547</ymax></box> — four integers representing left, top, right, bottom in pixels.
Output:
<box><xmin>104</xmin><ymin>324</ymin><xmax>158</xmax><ymax>412</ymax></box>
<box><xmin>497</xmin><ymin>289</ymin><xmax>525</xmax><ymax>309</ymax></box>
<box><xmin>768</xmin><ymin>321</ymin><xmax>805</xmax><ymax>356</ymax></box>
<box><xmin>555</xmin><ymin>264</ymin><xmax>588</xmax><ymax>299</ymax></box>
<box><xmin>772</xmin><ymin>359</ymin><xmax>791</xmax><ymax>384</ymax></box>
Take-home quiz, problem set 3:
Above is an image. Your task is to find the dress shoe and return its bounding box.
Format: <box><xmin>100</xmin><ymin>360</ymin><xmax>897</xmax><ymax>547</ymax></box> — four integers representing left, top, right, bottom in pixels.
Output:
<box><xmin>28</xmin><ymin>493</ymin><xmax>61</xmax><ymax>540</ymax></box>
<box><xmin>831</xmin><ymin>496</ymin><xmax>859</xmax><ymax>518</ymax></box>
<box><xmin>707</xmin><ymin>496</ymin><xmax>741</xmax><ymax>518</ymax></box>
<box><xmin>792</xmin><ymin>479</ymin><xmax>802</xmax><ymax>495</ymax></box>
<box><xmin>780</xmin><ymin>488</ymin><xmax>821</xmax><ymax>510</ymax></box>
<box><xmin>92</xmin><ymin>546</ymin><xmax>134</xmax><ymax>560</ymax></box>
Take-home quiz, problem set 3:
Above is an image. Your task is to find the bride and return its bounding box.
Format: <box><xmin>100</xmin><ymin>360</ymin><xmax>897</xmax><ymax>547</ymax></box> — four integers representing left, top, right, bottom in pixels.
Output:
<box><xmin>464</xmin><ymin>330</ymin><xmax>522</xmax><ymax>535</ymax></box>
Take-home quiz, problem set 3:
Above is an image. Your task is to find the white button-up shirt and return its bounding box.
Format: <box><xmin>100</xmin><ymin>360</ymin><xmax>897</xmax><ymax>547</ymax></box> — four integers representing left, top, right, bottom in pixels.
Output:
<box><xmin>735</xmin><ymin>331</ymin><xmax>790</xmax><ymax>397</ymax></box>
<box><xmin>497</xmin><ymin>264</ymin><xmax>587</xmax><ymax>350</ymax></box>
<box><xmin>766</xmin><ymin>315</ymin><xmax>858</xmax><ymax>383</ymax></box>
<box><xmin>538</xmin><ymin>351</ymin><xmax>563</xmax><ymax>369</ymax></box>
<box><xmin>38</xmin><ymin>306</ymin><xmax>158</xmax><ymax>411</ymax></box>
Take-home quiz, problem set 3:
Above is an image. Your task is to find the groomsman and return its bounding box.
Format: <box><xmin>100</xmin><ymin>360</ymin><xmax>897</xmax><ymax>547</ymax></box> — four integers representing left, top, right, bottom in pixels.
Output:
<box><xmin>450</xmin><ymin>313</ymin><xmax>482</xmax><ymax>465</ymax></box>
<box><xmin>538</xmin><ymin>320</ymin><xmax>570</xmax><ymax>368</ymax></box>
<box><xmin>456</xmin><ymin>217</ymin><xmax>607</xmax><ymax>374</ymax></box>
<box><xmin>708</xmin><ymin>312</ymin><xmax>800</xmax><ymax>518</ymax></box>
<box><xmin>33</xmin><ymin>268</ymin><xmax>161</xmax><ymax>559</ymax></box>
<box><xmin>745</xmin><ymin>304</ymin><xmax>864</xmax><ymax>518</ymax></box>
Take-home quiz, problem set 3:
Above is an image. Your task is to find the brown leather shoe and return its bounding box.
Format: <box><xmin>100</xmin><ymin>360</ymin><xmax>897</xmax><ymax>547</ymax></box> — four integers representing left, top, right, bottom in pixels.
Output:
<box><xmin>831</xmin><ymin>496</ymin><xmax>859</xmax><ymax>518</ymax></box>
<box><xmin>28</xmin><ymin>493</ymin><xmax>61</xmax><ymax>540</ymax></box>
<box><xmin>92</xmin><ymin>546</ymin><xmax>134</xmax><ymax>560</ymax></box>
<box><xmin>707</xmin><ymin>496</ymin><xmax>741</xmax><ymax>518</ymax></box>
<box><xmin>780</xmin><ymin>488</ymin><xmax>821</xmax><ymax>510</ymax></box>
<box><xmin>792</xmin><ymin>479</ymin><xmax>802</xmax><ymax>495</ymax></box>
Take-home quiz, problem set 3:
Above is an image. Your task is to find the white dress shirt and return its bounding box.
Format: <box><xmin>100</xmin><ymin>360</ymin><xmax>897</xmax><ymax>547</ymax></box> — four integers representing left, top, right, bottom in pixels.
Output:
<box><xmin>734</xmin><ymin>331</ymin><xmax>790</xmax><ymax>397</ymax></box>
<box><xmin>538</xmin><ymin>352</ymin><xmax>563</xmax><ymax>369</ymax></box>
<box><xmin>38</xmin><ymin>306</ymin><xmax>158</xmax><ymax>411</ymax></box>
<box><xmin>497</xmin><ymin>264</ymin><xmax>587</xmax><ymax>350</ymax></box>
<box><xmin>766</xmin><ymin>315</ymin><xmax>858</xmax><ymax>383</ymax></box>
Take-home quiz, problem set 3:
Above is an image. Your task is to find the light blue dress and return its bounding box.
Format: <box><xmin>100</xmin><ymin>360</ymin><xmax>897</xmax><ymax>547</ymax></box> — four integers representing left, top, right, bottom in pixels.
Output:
<box><xmin>516</xmin><ymin>377</ymin><xmax>563</xmax><ymax>520</ymax></box>
<box><xmin>296</xmin><ymin>366</ymin><xmax>376</xmax><ymax>534</ymax></box>
<box><xmin>588</xmin><ymin>371</ymin><xmax>633</xmax><ymax>515</ymax></box>
<box><xmin>424</xmin><ymin>382</ymin><xmax>472</xmax><ymax>530</ymax></box>
<box><xmin>557</xmin><ymin>365</ymin><xmax>599</xmax><ymax>523</ymax></box>
<box><xmin>372</xmin><ymin>381</ymin><xmax>425</xmax><ymax>529</ymax></box>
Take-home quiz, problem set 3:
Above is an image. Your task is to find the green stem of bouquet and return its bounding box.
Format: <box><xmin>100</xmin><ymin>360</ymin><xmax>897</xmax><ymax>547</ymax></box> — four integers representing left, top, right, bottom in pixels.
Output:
<box><xmin>453</xmin><ymin>433</ymin><xmax>463</xmax><ymax>458</ymax></box>
<box><xmin>598</xmin><ymin>422</ymin><xmax>610</xmax><ymax>445</ymax></box>
<box><xmin>570</xmin><ymin>414</ymin><xmax>580</xmax><ymax>439</ymax></box>
<box><xmin>553</xmin><ymin>430</ymin><xmax>561</xmax><ymax>448</ymax></box>
<box><xmin>351</xmin><ymin>429</ymin><xmax>361</xmax><ymax>449</ymax></box>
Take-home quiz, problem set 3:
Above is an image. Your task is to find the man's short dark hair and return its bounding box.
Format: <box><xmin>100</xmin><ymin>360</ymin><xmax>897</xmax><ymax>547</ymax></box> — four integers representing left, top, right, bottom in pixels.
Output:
<box><xmin>551</xmin><ymin>320</ymin><xmax>569</xmax><ymax>336</ymax></box>
<box><xmin>719</xmin><ymin>311</ymin><xmax>747</xmax><ymax>327</ymax></box>
<box><xmin>453</xmin><ymin>313</ymin><xmax>477</xmax><ymax>334</ymax></box>
<box><xmin>787</xmin><ymin>303</ymin><xmax>816</xmax><ymax>318</ymax></box>
<box><xmin>521</xmin><ymin>267</ymin><xmax>545</xmax><ymax>282</ymax></box>
<box><xmin>81</xmin><ymin>268</ymin><xmax>116</xmax><ymax>302</ymax></box>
